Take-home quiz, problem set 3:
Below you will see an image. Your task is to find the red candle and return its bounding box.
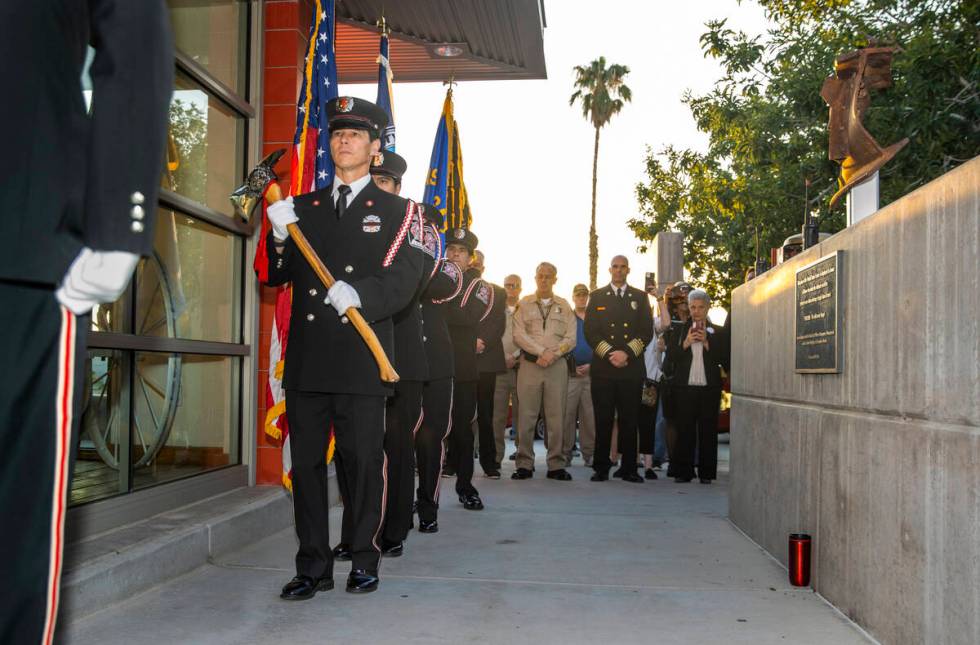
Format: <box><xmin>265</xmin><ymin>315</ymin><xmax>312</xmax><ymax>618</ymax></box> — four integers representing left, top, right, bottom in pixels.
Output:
<box><xmin>789</xmin><ymin>533</ymin><xmax>812</xmax><ymax>587</ymax></box>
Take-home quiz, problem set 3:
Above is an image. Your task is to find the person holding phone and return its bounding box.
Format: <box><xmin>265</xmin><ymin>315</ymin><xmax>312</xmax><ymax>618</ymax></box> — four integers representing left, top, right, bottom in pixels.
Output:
<box><xmin>664</xmin><ymin>289</ymin><xmax>729</xmax><ymax>483</ymax></box>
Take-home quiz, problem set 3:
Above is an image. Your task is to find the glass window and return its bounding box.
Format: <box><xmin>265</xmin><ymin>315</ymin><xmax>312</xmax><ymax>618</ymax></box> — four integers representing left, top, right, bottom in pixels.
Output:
<box><xmin>168</xmin><ymin>0</ymin><xmax>248</xmax><ymax>94</ymax></box>
<box><xmin>136</xmin><ymin>209</ymin><xmax>242</xmax><ymax>343</ymax></box>
<box><xmin>72</xmin><ymin>350</ymin><xmax>130</xmax><ymax>505</ymax></box>
<box><xmin>133</xmin><ymin>352</ymin><xmax>241</xmax><ymax>489</ymax></box>
<box><xmin>165</xmin><ymin>71</ymin><xmax>246</xmax><ymax>217</ymax></box>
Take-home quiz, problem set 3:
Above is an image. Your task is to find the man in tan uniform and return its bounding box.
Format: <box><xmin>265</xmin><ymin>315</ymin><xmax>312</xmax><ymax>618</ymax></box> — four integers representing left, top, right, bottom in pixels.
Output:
<box><xmin>493</xmin><ymin>274</ymin><xmax>522</xmax><ymax>464</ymax></box>
<box><xmin>511</xmin><ymin>262</ymin><xmax>577</xmax><ymax>480</ymax></box>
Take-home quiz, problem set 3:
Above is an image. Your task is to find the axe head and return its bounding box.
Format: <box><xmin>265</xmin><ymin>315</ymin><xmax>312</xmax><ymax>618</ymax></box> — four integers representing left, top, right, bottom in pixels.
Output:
<box><xmin>230</xmin><ymin>148</ymin><xmax>286</xmax><ymax>222</ymax></box>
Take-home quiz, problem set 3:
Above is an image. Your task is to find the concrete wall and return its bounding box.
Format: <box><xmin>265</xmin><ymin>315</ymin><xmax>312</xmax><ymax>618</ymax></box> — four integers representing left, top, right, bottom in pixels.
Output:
<box><xmin>729</xmin><ymin>157</ymin><xmax>980</xmax><ymax>645</ymax></box>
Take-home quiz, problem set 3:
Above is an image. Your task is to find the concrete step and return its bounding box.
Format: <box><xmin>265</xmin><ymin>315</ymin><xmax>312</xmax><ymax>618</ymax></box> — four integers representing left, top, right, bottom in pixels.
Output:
<box><xmin>59</xmin><ymin>484</ymin><xmax>296</xmax><ymax>622</ymax></box>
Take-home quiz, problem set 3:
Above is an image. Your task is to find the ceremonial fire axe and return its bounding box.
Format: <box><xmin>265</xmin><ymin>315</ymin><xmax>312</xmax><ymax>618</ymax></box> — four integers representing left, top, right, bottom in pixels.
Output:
<box><xmin>231</xmin><ymin>149</ymin><xmax>399</xmax><ymax>383</ymax></box>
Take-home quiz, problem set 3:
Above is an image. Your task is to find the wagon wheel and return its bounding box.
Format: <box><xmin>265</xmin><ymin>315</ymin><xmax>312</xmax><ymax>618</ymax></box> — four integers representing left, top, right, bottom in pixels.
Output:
<box><xmin>83</xmin><ymin>251</ymin><xmax>182</xmax><ymax>469</ymax></box>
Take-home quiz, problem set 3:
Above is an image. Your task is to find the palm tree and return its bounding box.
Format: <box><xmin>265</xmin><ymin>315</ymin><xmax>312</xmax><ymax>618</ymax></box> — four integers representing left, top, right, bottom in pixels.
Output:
<box><xmin>569</xmin><ymin>57</ymin><xmax>632</xmax><ymax>289</ymax></box>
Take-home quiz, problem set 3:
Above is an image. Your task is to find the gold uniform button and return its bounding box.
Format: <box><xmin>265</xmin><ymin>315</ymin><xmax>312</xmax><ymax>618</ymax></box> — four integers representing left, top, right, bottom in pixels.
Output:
<box><xmin>130</xmin><ymin>221</ymin><xmax>144</xmax><ymax>233</ymax></box>
<box><xmin>306</xmin><ymin>313</ymin><xmax>315</xmax><ymax>321</ymax></box>
<box><xmin>345</xmin><ymin>265</ymin><xmax>354</xmax><ymax>274</ymax></box>
<box><xmin>131</xmin><ymin>191</ymin><xmax>145</xmax><ymax>205</ymax></box>
<box><xmin>341</xmin><ymin>316</ymin><xmax>349</xmax><ymax>324</ymax></box>
<box><xmin>131</xmin><ymin>205</ymin><xmax>145</xmax><ymax>220</ymax></box>
<box><xmin>309</xmin><ymin>288</ymin><xmax>317</xmax><ymax>296</ymax></box>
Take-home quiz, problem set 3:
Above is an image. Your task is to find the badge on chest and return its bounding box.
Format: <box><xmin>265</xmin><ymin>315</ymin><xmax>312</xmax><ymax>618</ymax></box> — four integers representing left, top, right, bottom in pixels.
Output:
<box><xmin>362</xmin><ymin>214</ymin><xmax>381</xmax><ymax>233</ymax></box>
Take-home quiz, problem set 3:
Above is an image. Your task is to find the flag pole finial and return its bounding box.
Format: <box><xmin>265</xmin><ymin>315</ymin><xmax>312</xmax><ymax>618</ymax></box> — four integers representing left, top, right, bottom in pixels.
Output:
<box><xmin>444</xmin><ymin>72</ymin><xmax>457</xmax><ymax>95</ymax></box>
<box><xmin>376</xmin><ymin>14</ymin><xmax>389</xmax><ymax>36</ymax></box>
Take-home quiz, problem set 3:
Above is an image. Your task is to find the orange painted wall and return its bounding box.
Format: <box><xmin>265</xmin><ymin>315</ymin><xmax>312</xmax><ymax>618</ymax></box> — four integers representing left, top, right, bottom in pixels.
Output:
<box><xmin>255</xmin><ymin>0</ymin><xmax>314</xmax><ymax>484</ymax></box>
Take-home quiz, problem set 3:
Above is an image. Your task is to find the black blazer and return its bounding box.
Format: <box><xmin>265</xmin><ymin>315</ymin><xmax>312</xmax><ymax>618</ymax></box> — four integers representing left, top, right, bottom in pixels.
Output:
<box><xmin>663</xmin><ymin>320</ymin><xmax>729</xmax><ymax>389</ymax></box>
<box><xmin>446</xmin><ymin>269</ymin><xmax>492</xmax><ymax>382</ymax></box>
<box><xmin>476</xmin><ymin>283</ymin><xmax>506</xmax><ymax>374</ymax></box>
<box><xmin>584</xmin><ymin>285</ymin><xmax>653</xmax><ymax>380</ymax></box>
<box><xmin>0</xmin><ymin>1</ymin><xmax>173</xmax><ymax>285</ymax></box>
<box><xmin>262</xmin><ymin>182</ymin><xmax>424</xmax><ymax>395</ymax></box>
<box><xmin>391</xmin><ymin>216</ymin><xmax>444</xmax><ymax>381</ymax></box>
<box><xmin>421</xmin><ymin>259</ymin><xmax>464</xmax><ymax>381</ymax></box>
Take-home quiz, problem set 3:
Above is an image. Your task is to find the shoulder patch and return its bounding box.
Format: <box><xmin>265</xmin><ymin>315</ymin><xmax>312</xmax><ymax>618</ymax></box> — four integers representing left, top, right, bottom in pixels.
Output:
<box><xmin>477</xmin><ymin>281</ymin><xmax>495</xmax><ymax>321</ymax></box>
<box><xmin>431</xmin><ymin>260</ymin><xmax>463</xmax><ymax>304</ymax></box>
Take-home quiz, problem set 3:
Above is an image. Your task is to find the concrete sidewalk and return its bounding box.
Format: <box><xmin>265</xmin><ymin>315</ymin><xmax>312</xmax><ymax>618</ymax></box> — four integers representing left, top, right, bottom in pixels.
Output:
<box><xmin>62</xmin><ymin>442</ymin><xmax>870</xmax><ymax>644</ymax></box>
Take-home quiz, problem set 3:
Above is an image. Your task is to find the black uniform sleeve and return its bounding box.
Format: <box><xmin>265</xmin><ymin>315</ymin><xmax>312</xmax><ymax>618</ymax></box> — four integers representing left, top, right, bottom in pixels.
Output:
<box><xmin>352</xmin><ymin>205</ymin><xmax>424</xmax><ymax>322</ymax></box>
<box><xmin>445</xmin><ymin>273</ymin><xmax>486</xmax><ymax>326</ymax></box>
<box><xmin>425</xmin><ymin>259</ymin><xmax>462</xmax><ymax>302</ymax></box>
<box><xmin>261</xmin><ymin>229</ymin><xmax>295</xmax><ymax>287</ymax></box>
<box><xmin>626</xmin><ymin>290</ymin><xmax>654</xmax><ymax>358</ymax></box>
<box><xmin>85</xmin><ymin>0</ymin><xmax>174</xmax><ymax>254</ymax></box>
<box><xmin>583</xmin><ymin>291</ymin><xmax>609</xmax><ymax>359</ymax></box>
<box><xmin>478</xmin><ymin>287</ymin><xmax>505</xmax><ymax>342</ymax></box>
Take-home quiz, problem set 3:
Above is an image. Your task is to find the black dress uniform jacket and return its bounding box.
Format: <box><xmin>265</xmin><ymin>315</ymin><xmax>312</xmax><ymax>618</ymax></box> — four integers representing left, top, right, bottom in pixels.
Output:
<box><xmin>0</xmin><ymin>1</ymin><xmax>174</xmax><ymax>285</ymax></box>
<box><xmin>390</xmin><ymin>213</ymin><xmax>443</xmax><ymax>381</ymax></box>
<box><xmin>584</xmin><ymin>285</ymin><xmax>654</xmax><ymax>380</ymax></box>
<box><xmin>421</xmin><ymin>260</ymin><xmax>464</xmax><ymax>380</ymax></box>
<box><xmin>447</xmin><ymin>269</ymin><xmax>493</xmax><ymax>382</ymax></box>
<box><xmin>476</xmin><ymin>283</ymin><xmax>507</xmax><ymax>373</ymax></box>
<box><xmin>262</xmin><ymin>181</ymin><xmax>424</xmax><ymax>396</ymax></box>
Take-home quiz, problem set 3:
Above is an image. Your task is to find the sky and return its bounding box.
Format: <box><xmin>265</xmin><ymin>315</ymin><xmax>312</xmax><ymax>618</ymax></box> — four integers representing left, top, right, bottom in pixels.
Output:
<box><xmin>340</xmin><ymin>0</ymin><xmax>771</xmax><ymax>301</ymax></box>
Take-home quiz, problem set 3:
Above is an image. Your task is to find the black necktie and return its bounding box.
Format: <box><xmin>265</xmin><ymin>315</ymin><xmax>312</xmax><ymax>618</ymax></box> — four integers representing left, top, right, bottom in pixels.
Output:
<box><xmin>617</xmin><ymin>288</ymin><xmax>624</xmax><ymax>299</ymax></box>
<box><xmin>336</xmin><ymin>184</ymin><xmax>351</xmax><ymax>219</ymax></box>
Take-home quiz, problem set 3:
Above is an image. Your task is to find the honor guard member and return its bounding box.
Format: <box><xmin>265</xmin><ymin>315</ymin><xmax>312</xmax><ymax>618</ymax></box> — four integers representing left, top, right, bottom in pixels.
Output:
<box><xmin>332</xmin><ymin>151</ymin><xmax>444</xmax><ymax>559</ymax></box>
<box><xmin>511</xmin><ymin>263</ymin><xmax>577</xmax><ymax>481</ymax></box>
<box><xmin>262</xmin><ymin>96</ymin><xmax>423</xmax><ymax>597</ymax></box>
<box><xmin>415</xmin><ymin>236</ymin><xmax>465</xmax><ymax>533</ymax></box>
<box><xmin>0</xmin><ymin>4</ymin><xmax>173</xmax><ymax>643</ymax></box>
<box><xmin>584</xmin><ymin>255</ymin><xmax>653</xmax><ymax>483</ymax></box>
<box><xmin>444</xmin><ymin>228</ymin><xmax>493</xmax><ymax>510</ymax></box>
<box><xmin>471</xmin><ymin>252</ymin><xmax>507</xmax><ymax>478</ymax></box>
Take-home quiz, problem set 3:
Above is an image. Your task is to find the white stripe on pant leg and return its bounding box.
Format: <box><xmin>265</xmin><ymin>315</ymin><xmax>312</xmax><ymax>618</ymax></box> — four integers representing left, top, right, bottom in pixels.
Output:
<box><xmin>433</xmin><ymin>385</ymin><xmax>454</xmax><ymax>503</ymax></box>
<box><xmin>43</xmin><ymin>307</ymin><xmax>75</xmax><ymax>645</ymax></box>
<box><xmin>370</xmin><ymin>404</ymin><xmax>390</xmax><ymax>563</ymax></box>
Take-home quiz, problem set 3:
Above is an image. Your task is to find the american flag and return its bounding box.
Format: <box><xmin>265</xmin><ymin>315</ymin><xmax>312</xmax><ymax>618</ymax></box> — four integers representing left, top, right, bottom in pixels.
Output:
<box><xmin>260</xmin><ymin>0</ymin><xmax>339</xmax><ymax>490</ymax></box>
<box><xmin>291</xmin><ymin>0</ymin><xmax>339</xmax><ymax>195</ymax></box>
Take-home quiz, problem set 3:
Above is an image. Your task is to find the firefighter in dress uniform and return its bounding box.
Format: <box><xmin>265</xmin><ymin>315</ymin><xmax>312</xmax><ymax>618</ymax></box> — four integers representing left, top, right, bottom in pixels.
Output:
<box><xmin>443</xmin><ymin>228</ymin><xmax>493</xmax><ymax>511</ymax></box>
<box><xmin>262</xmin><ymin>97</ymin><xmax>423</xmax><ymax>597</ymax></box>
<box><xmin>0</xmin><ymin>3</ymin><xmax>173</xmax><ymax>642</ymax></box>
<box><xmin>584</xmin><ymin>256</ymin><xmax>653</xmax><ymax>483</ymax></box>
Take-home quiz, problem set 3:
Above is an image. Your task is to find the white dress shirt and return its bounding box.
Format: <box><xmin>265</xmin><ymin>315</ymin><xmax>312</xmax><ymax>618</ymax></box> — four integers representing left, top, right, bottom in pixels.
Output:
<box><xmin>331</xmin><ymin>173</ymin><xmax>372</xmax><ymax>209</ymax></box>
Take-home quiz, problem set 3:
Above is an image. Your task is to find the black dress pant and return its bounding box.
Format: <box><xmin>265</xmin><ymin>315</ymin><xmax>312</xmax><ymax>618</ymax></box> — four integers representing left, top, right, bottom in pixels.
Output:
<box><xmin>0</xmin><ymin>283</ymin><xmax>86</xmax><ymax>645</ymax></box>
<box><xmin>416</xmin><ymin>377</ymin><xmax>453</xmax><ymax>523</ymax></box>
<box><xmin>591</xmin><ymin>376</ymin><xmax>642</xmax><ymax>475</ymax></box>
<box><xmin>382</xmin><ymin>380</ymin><xmax>422</xmax><ymax>545</ymax></box>
<box><xmin>450</xmin><ymin>379</ymin><xmax>479</xmax><ymax>497</ymax></box>
<box><xmin>638</xmin><ymin>398</ymin><xmax>657</xmax><ymax>454</ymax></box>
<box><xmin>476</xmin><ymin>370</ymin><xmax>498</xmax><ymax>472</ymax></box>
<box><xmin>286</xmin><ymin>390</ymin><xmax>386</xmax><ymax>573</ymax></box>
<box><xmin>673</xmin><ymin>386</ymin><xmax>721</xmax><ymax>480</ymax></box>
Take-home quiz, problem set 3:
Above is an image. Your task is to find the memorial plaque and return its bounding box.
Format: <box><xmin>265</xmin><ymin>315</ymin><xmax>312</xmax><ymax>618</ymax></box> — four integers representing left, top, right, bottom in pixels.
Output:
<box><xmin>795</xmin><ymin>251</ymin><xmax>842</xmax><ymax>373</ymax></box>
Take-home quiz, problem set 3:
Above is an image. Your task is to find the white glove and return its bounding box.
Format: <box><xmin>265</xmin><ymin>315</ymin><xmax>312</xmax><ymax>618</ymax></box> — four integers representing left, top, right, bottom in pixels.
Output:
<box><xmin>268</xmin><ymin>196</ymin><xmax>298</xmax><ymax>241</ymax></box>
<box><xmin>55</xmin><ymin>248</ymin><xmax>140</xmax><ymax>315</ymax></box>
<box><xmin>326</xmin><ymin>281</ymin><xmax>361</xmax><ymax>316</ymax></box>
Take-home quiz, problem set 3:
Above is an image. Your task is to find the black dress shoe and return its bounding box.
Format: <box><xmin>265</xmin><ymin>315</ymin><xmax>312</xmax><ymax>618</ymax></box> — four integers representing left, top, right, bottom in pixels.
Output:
<box><xmin>484</xmin><ymin>469</ymin><xmax>501</xmax><ymax>479</ymax></box>
<box><xmin>441</xmin><ymin>467</ymin><xmax>456</xmax><ymax>478</ymax></box>
<box><xmin>622</xmin><ymin>472</ymin><xmax>644</xmax><ymax>483</ymax></box>
<box><xmin>459</xmin><ymin>493</ymin><xmax>484</xmax><ymax>510</ymax></box>
<box><xmin>674</xmin><ymin>477</ymin><xmax>693</xmax><ymax>483</ymax></box>
<box><xmin>508</xmin><ymin>452</ymin><xmax>517</xmax><ymax>461</ymax></box>
<box><xmin>381</xmin><ymin>541</ymin><xmax>404</xmax><ymax>557</ymax></box>
<box><xmin>346</xmin><ymin>569</ymin><xmax>379</xmax><ymax>594</ymax></box>
<box><xmin>590</xmin><ymin>472</ymin><xmax>609</xmax><ymax>482</ymax></box>
<box><xmin>511</xmin><ymin>468</ymin><xmax>533</xmax><ymax>480</ymax></box>
<box><xmin>332</xmin><ymin>543</ymin><xmax>352</xmax><ymax>561</ymax></box>
<box><xmin>645</xmin><ymin>468</ymin><xmax>659</xmax><ymax>480</ymax></box>
<box><xmin>418</xmin><ymin>519</ymin><xmax>439</xmax><ymax>533</ymax></box>
<box><xmin>699</xmin><ymin>478</ymin><xmax>712</xmax><ymax>484</ymax></box>
<box><xmin>546</xmin><ymin>469</ymin><xmax>572</xmax><ymax>481</ymax></box>
<box><xmin>280</xmin><ymin>575</ymin><xmax>334</xmax><ymax>600</ymax></box>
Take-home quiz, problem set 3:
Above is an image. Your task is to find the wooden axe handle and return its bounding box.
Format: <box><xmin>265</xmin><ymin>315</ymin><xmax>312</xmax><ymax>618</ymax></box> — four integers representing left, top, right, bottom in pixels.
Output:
<box><xmin>266</xmin><ymin>182</ymin><xmax>399</xmax><ymax>383</ymax></box>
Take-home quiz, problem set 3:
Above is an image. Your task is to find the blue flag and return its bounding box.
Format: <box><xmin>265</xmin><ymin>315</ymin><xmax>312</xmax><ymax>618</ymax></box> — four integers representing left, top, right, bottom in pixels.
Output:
<box><xmin>423</xmin><ymin>89</ymin><xmax>471</xmax><ymax>233</ymax></box>
<box><xmin>376</xmin><ymin>31</ymin><xmax>396</xmax><ymax>152</ymax></box>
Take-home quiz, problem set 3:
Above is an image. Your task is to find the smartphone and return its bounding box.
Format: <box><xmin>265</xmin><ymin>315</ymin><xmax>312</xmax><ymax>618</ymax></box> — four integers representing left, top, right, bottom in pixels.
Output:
<box><xmin>644</xmin><ymin>272</ymin><xmax>656</xmax><ymax>293</ymax></box>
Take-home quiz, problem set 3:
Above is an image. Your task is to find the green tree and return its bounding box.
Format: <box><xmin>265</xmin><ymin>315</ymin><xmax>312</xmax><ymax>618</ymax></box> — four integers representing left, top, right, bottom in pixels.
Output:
<box><xmin>570</xmin><ymin>57</ymin><xmax>632</xmax><ymax>289</ymax></box>
<box><xmin>631</xmin><ymin>0</ymin><xmax>979</xmax><ymax>308</ymax></box>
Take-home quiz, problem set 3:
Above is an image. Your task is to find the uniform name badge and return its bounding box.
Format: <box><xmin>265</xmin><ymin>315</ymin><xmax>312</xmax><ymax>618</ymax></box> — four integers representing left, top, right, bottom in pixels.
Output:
<box><xmin>362</xmin><ymin>214</ymin><xmax>381</xmax><ymax>233</ymax></box>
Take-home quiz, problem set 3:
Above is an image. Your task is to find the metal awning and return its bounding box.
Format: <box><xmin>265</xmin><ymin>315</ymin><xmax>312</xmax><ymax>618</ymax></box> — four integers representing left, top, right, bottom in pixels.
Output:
<box><xmin>335</xmin><ymin>0</ymin><xmax>547</xmax><ymax>83</ymax></box>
